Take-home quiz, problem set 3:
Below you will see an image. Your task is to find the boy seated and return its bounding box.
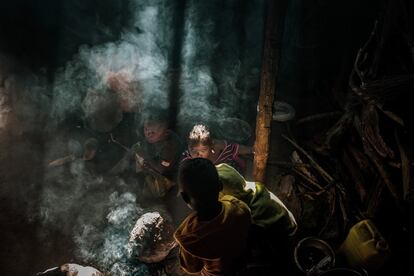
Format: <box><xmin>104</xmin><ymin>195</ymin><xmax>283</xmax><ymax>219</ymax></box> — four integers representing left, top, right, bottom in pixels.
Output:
<box><xmin>111</xmin><ymin>109</ymin><xmax>183</xmax><ymax>198</ymax></box>
<box><xmin>174</xmin><ymin>158</ymin><xmax>251</xmax><ymax>276</ymax></box>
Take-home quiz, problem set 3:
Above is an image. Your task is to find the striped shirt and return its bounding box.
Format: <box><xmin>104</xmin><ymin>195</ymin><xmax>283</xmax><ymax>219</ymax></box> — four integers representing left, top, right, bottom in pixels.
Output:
<box><xmin>182</xmin><ymin>141</ymin><xmax>246</xmax><ymax>174</ymax></box>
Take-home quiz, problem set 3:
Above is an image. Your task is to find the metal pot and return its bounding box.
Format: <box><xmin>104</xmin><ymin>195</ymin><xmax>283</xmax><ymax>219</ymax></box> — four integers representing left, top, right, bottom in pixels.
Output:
<box><xmin>294</xmin><ymin>237</ymin><xmax>335</xmax><ymax>275</ymax></box>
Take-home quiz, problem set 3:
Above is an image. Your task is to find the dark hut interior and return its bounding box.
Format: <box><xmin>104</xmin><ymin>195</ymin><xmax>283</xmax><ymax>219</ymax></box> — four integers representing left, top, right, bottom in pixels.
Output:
<box><xmin>1</xmin><ymin>0</ymin><xmax>413</xmax><ymax>275</ymax></box>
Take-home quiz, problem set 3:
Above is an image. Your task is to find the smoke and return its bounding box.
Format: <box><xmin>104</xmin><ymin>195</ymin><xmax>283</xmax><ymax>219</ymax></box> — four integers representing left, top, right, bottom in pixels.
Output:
<box><xmin>32</xmin><ymin>2</ymin><xmax>180</xmax><ymax>273</ymax></box>
<box><xmin>39</xmin><ymin>157</ymin><xmax>150</xmax><ymax>273</ymax></box>
<box><xmin>49</xmin><ymin>0</ymin><xmax>265</xmax><ymax>133</ymax></box>
<box><xmin>2</xmin><ymin>0</ymin><xmax>267</xmax><ymax>274</ymax></box>
<box><xmin>50</xmin><ymin>0</ymin><xmax>176</xmax><ymax>125</ymax></box>
<box><xmin>177</xmin><ymin>0</ymin><xmax>265</xmax><ymax>133</ymax></box>
<box><xmin>73</xmin><ymin>192</ymin><xmax>148</xmax><ymax>274</ymax></box>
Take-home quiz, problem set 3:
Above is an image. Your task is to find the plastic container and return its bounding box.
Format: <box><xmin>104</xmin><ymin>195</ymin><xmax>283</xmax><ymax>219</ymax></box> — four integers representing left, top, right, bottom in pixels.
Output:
<box><xmin>338</xmin><ymin>219</ymin><xmax>389</xmax><ymax>272</ymax></box>
<box><xmin>294</xmin><ymin>237</ymin><xmax>335</xmax><ymax>275</ymax></box>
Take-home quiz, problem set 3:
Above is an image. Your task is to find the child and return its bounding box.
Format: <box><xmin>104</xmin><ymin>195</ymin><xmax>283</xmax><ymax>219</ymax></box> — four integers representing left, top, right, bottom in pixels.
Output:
<box><xmin>216</xmin><ymin>163</ymin><xmax>297</xmax><ymax>236</ymax></box>
<box><xmin>216</xmin><ymin>163</ymin><xmax>297</xmax><ymax>272</ymax></box>
<box><xmin>134</xmin><ymin>111</ymin><xmax>183</xmax><ymax>179</ymax></box>
<box><xmin>174</xmin><ymin>158</ymin><xmax>251</xmax><ymax>276</ymax></box>
<box><xmin>182</xmin><ymin>124</ymin><xmax>252</xmax><ymax>174</ymax></box>
<box><xmin>111</xmin><ymin>109</ymin><xmax>183</xmax><ymax>198</ymax></box>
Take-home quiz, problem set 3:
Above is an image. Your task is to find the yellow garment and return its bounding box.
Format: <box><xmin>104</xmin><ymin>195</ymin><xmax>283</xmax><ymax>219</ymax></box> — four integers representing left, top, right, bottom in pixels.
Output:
<box><xmin>174</xmin><ymin>195</ymin><xmax>251</xmax><ymax>276</ymax></box>
<box><xmin>144</xmin><ymin>173</ymin><xmax>175</xmax><ymax>198</ymax></box>
<box><xmin>216</xmin><ymin>163</ymin><xmax>297</xmax><ymax>236</ymax></box>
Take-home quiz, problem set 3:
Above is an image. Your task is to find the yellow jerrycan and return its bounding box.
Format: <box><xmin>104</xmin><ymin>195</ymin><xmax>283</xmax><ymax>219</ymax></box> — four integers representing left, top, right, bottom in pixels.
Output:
<box><xmin>338</xmin><ymin>219</ymin><xmax>390</xmax><ymax>272</ymax></box>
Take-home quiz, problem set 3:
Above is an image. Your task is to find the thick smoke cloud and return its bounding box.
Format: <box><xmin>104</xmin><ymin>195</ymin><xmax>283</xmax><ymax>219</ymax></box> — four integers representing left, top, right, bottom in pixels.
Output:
<box><xmin>50</xmin><ymin>0</ymin><xmax>176</xmax><ymax>125</ymax></box>
<box><xmin>49</xmin><ymin>0</ymin><xmax>265</xmax><ymax>133</ymax></box>
<box><xmin>1</xmin><ymin>0</ymin><xmax>266</xmax><ymax>274</ymax></box>
<box><xmin>73</xmin><ymin>192</ymin><xmax>149</xmax><ymax>274</ymax></box>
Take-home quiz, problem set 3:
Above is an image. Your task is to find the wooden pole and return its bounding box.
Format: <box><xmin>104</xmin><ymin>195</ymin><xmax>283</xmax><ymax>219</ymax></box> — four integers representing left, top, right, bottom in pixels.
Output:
<box><xmin>253</xmin><ymin>0</ymin><xmax>285</xmax><ymax>182</ymax></box>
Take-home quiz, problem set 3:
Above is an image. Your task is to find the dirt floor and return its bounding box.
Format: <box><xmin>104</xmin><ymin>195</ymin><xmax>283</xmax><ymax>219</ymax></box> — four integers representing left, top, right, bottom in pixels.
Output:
<box><xmin>1</xmin><ymin>119</ymin><xmax>413</xmax><ymax>276</ymax></box>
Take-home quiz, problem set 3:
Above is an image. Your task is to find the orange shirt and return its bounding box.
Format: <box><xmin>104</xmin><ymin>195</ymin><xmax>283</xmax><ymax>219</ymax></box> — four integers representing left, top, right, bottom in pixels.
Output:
<box><xmin>174</xmin><ymin>195</ymin><xmax>251</xmax><ymax>276</ymax></box>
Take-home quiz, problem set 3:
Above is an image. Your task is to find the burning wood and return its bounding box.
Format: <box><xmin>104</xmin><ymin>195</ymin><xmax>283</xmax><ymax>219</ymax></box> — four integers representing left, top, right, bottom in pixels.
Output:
<box><xmin>61</xmin><ymin>264</ymin><xmax>103</xmax><ymax>276</ymax></box>
<box><xmin>48</xmin><ymin>138</ymin><xmax>99</xmax><ymax>167</ymax></box>
<box><xmin>37</xmin><ymin>263</ymin><xmax>103</xmax><ymax>276</ymax></box>
<box><xmin>48</xmin><ymin>155</ymin><xmax>77</xmax><ymax>167</ymax></box>
<box><xmin>128</xmin><ymin>211</ymin><xmax>176</xmax><ymax>264</ymax></box>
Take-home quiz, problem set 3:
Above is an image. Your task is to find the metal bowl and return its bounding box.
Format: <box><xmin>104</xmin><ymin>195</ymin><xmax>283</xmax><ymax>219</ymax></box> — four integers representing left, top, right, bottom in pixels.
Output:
<box><xmin>294</xmin><ymin>237</ymin><xmax>336</xmax><ymax>274</ymax></box>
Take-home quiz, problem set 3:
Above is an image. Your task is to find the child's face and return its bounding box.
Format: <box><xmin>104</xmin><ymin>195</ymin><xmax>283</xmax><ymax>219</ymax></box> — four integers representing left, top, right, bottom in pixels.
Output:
<box><xmin>144</xmin><ymin>121</ymin><xmax>167</xmax><ymax>143</ymax></box>
<box><xmin>189</xmin><ymin>144</ymin><xmax>211</xmax><ymax>159</ymax></box>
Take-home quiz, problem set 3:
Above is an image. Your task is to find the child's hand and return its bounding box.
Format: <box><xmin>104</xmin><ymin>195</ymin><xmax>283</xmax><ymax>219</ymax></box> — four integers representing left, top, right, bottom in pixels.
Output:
<box><xmin>135</xmin><ymin>153</ymin><xmax>145</xmax><ymax>173</ymax></box>
<box><xmin>135</xmin><ymin>153</ymin><xmax>145</xmax><ymax>166</ymax></box>
<box><xmin>142</xmin><ymin>160</ymin><xmax>151</xmax><ymax>170</ymax></box>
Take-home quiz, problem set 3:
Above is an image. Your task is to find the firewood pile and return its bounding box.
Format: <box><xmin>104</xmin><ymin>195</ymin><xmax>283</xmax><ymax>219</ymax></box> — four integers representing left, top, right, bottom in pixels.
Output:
<box><xmin>275</xmin><ymin>2</ymin><xmax>414</xmax><ymax>241</ymax></box>
<box><xmin>282</xmin><ymin>82</ymin><xmax>413</xmax><ymax>237</ymax></box>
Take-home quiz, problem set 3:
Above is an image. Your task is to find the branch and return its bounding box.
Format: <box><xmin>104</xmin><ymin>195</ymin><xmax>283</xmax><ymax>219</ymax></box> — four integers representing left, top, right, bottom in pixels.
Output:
<box><xmin>282</xmin><ymin>135</ymin><xmax>334</xmax><ymax>184</ymax></box>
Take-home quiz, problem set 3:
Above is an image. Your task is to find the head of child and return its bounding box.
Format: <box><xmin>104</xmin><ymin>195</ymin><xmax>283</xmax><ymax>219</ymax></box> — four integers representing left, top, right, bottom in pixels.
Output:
<box><xmin>178</xmin><ymin>158</ymin><xmax>223</xmax><ymax>219</ymax></box>
<box><xmin>142</xmin><ymin>110</ymin><xmax>168</xmax><ymax>144</ymax></box>
<box><xmin>187</xmin><ymin>124</ymin><xmax>214</xmax><ymax>159</ymax></box>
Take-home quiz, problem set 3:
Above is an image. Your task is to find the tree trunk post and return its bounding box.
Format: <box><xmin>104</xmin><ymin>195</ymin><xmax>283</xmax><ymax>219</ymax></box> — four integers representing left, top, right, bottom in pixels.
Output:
<box><xmin>253</xmin><ymin>0</ymin><xmax>285</xmax><ymax>182</ymax></box>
